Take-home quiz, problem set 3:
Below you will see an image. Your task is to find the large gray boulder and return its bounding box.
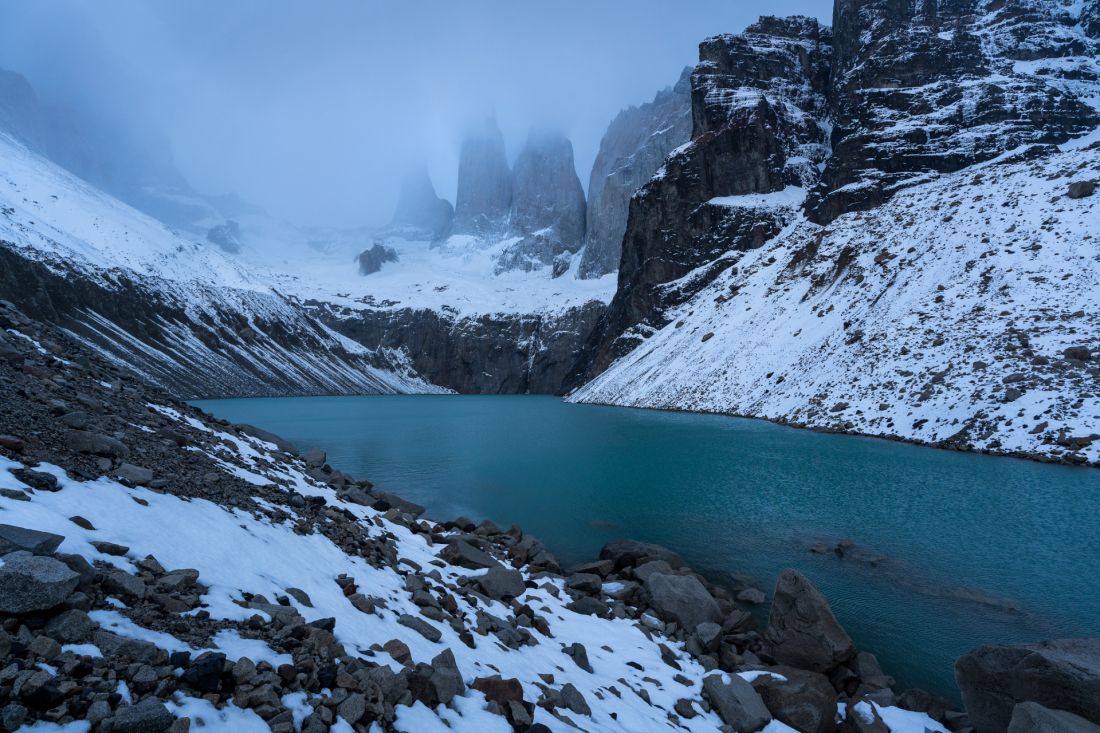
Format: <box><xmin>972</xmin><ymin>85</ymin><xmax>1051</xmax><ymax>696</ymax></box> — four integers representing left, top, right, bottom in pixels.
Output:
<box><xmin>751</xmin><ymin>666</ymin><xmax>837</xmax><ymax>733</ymax></box>
<box><xmin>0</xmin><ymin>552</ymin><xmax>80</xmax><ymax>613</ymax></box>
<box><xmin>703</xmin><ymin>673</ymin><xmax>772</xmax><ymax>732</ymax></box>
<box><xmin>111</xmin><ymin>697</ymin><xmax>175</xmax><ymax>733</ymax></box>
<box><xmin>955</xmin><ymin>639</ymin><xmax>1100</xmax><ymax>732</ymax></box>
<box><xmin>599</xmin><ymin>539</ymin><xmax>685</xmax><ymax>571</ymax></box>
<box><xmin>0</xmin><ymin>524</ymin><xmax>64</xmax><ymax>555</ymax></box>
<box><xmin>764</xmin><ymin>569</ymin><xmax>855</xmax><ymax>672</ymax></box>
<box><xmin>474</xmin><ymin>566</ymin><xmax>526</xmax><ymax>600</ymax></box>
<box><xmin>1009</xmin><ymin>702</ymin><xmax>1100</xmax><ymax>733</ymax></box>
<box><xmin>580</xmin><ymin>67</ymin><xmax>692</xmax><ymax>279</ymax></box>
<box><xmin>643</xmin><ymin>572</ymin><xmax>721</xmax><ymax>630</ymax></box>
<box><xmin>453</xmin><ymin>114</ymin><xmax>512</xmax><ymax>236</ymax></box>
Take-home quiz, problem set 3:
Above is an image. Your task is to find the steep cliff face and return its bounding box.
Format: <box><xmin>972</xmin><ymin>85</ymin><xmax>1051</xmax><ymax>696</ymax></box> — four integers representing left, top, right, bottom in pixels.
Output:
<box><xmin>579</xmin><ymin>68</ymin><xmax>693</xmax><ymax>279</ymax></box>
<box><xmin>388</xmin><ymin>165</ymin><xmax>454</xmax><ymax>240</ymax></box>
<box><xmin>808</xmin><ymin>0</ymin><xmax>1100</xmax><ymax>221</ymax></box>
<box><xmin>572</xmin><ymin>17</ymin><xmax>832</xmax><ymax>382</ymax></box>
<box><xmin>319</xmin><ymin>301</ymin><xmax>604</xmax><ymax>394</ymax></box>
<box><xmin>570</xmin><ymin>0</ymin><xmax>1100</xmax><ymax>464</ymax></box>
<box><xmin>452</xmin><ymin>115</ymin><xmax>513</xmax><ymax>237</ymax></box>
<box><xmin>496</xmin><ymin>131</ymin><xmax>587</xmax><ymax>276</ymax></box>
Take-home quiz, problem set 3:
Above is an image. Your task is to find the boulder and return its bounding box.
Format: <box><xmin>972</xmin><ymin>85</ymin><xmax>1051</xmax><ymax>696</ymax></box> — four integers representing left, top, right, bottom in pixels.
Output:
<box><xmin>1067</xmin><ymin>181</ymin><xmax>1097</xmax><ymax>199</ymax></box>
<box><xmin>374</xmin><ymin>492</ymin><xmax>425</xmax><ymax>518</ymax></box>
<box><xmin>237</xmin><ymin>423</ymin><xmax>298</xmax><ymax>455</ymax></box>
<box><xmin>44</xmin><ymin>609</ymin><xmax>94</xmax><ymax>643</ymax></box>
<box><xmin>599</xmin><ymin>539</ymin><xmax>685</xmax><ymax>571</ymax></box>
<box><xmin>112</xmin><ymin>698</ymin><xmax>175</xmax><ymax>733</ymax></box>
<box><xmin>429</xmin><ymin>648</ymin><xmax>465</xmax><ymax>705</ymax></box>
<box><xmin>474</xmin><ymin>566</ymin><xmax>526</xmax><ymax>600</ymax></box>
<box><xmin>703</xmin><ymin>673</ymin><xmax>772</xmax><ymax>732</ymax></box>
<box><xmin>0</xmin><ymin>552</ymin><xmax>80</xmax><ymax>613</ymax></box>
<box><xmin>302</xmin><ymin>447</ymin><xmax>326</xmax><ymax>468</ymax></box>
<box><xmin>765</xmin><ymin>569</ymin><xmax>855</xmax><ymax>672</ymax></box>
<box><xmin>0</xmin><ymin>524</ymin><xmax>64</xmax><ymax>555</ymax></box>
<box><xmin>114</xmin><ymin>463</ymin><xmax>153</xmax><ymax>486</ymax></box>
<box><xmin>643</xmin><ymin>573</ymin><xmax>721</xmax><ymax>630</ymax></box>
<box><xmin>751</xmin><ymin>666</ymin><xmax>837</xmax><ymax>733</ymax></box>
<box><xmin>440</xmin><ymin>539</ymin><xmax>500</xmax><ymax>570</ymax></box>
<box><xmin>955</xmin><ymin>639</ymin><xmax>1100</xmax><ymax>732</ymax></box>
<box><xmin>398</xmin><ymin>614</ymin><xmax>442</xmax><ymax>643</ymax></box>
<box><xmin>1009</xmin><ymin>702</ymin><xmax>1100</xmax><ymax>733</ymax></box>
<box><xmin>65</xmin><ymin>429</ymin><xmax>128</xmax><ymax>458</ymax></box>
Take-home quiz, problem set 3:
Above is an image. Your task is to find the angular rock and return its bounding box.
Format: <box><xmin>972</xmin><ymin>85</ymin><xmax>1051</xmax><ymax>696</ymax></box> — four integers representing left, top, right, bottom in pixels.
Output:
<box><xmin>302</xmin><ymin>447</ymin><xmax>326</xmax><ymax>468</ymax></box>
<box><xmin>440</xmin><ymin>538</ymin><xmax>500</xmax><ymax>570</ymax></box>
<box><xmin>955</xmin><ymin>639</ymin><xmax>1100</xmax><ymax>732</ymax></box>
<box><xmin>65</xmin><ymin>429</ymin><xmax>128</xmax><ymax>458</ymax></box>
<box><xmin>703</xmin><ymin>673</ymin><xmax>772</xmax><ymax>732</ymax></box>
<box><xmin>474</xmin><ymin>566</ymin><xmax>526</xmax><ymax>600</ymax></box>
<box><xmin>112</xmin><ymin>698</ymin><xmax>175</xmax><ymax>733</ymax></box>
<box><xmin>0</xmin><ymin>524</ymin><xmax>64</xmax><ymax>555</ymax></box>
<box><xmin>1009</xmin><ymin>702</ymin><xmax>1100</xmax><ymax>733</ymax></box>
<box><xmin>751</xmin><ymin>666</ymin><xmax>837</xmax><ymax>733</ymax></box>
<box><xmin>398</xmin><ymin>614</ymin><xmax>442</xmax><ymax>643</ymax></box>
<box><xmin>599</xmin><ymin>539</ymin><xmax>685</xmax><ymax>571</ymax></box>
<box><xmin>114</xmin><ymin>463</ymin><xmax>153</xmax><ymax>486</ymax></box>
<box><xmin>0</xmin><ymin>552</ymin><xmax>80</xmax><ymax>613</ymax></box>
<box><xmin>643</xmin><ymin>572</ymin><xmax>721</xmax><ymax>630</ymax></box>
<box><xmin>765</xmin><ymin>569</ymin><xmax>855</xmax><ymax>672</ymax></box>
<box><xmin>44</xmin><ymin>609</ymin><xmax>94</xmax><ymax>643</ymax></box>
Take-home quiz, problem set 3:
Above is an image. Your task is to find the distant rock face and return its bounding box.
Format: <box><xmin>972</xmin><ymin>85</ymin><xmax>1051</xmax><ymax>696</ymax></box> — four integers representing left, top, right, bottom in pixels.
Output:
<box><xmin>453</xmin><ymin>115</ymin><xmax>512</xmax><ymax>236</ymax></box>
<box><xmin>205</xmin><ymin>220</ymin><xmax>242</xmax><ymax>254</ymax></box>
<box><xmin>579</xmin><ymin>68</ymin><xmax>692</xmax><ymax>279</ymax></box>
<box><xmin>496</xmin><ymin>131</ymin><xmax>586</xmax><ymax>275</ymax></box>
<box><xmin>389</xmin><ymin>166</ymin><xmax>453</xmax><ymax>240</ymax></box>
<box><xmin>571</xmin><ymin>0</ymin><xmax>1100</xmax><ymax>388</ymax></box>
<box><xmin>571</xmin><ymin>16</ymin><xmax>832</xmax><ymax>383</ymax></box>
<box><xmin>808</xmin><ymin>0</ymin><xmax>1100</xmax><ymax>221</ymax></box>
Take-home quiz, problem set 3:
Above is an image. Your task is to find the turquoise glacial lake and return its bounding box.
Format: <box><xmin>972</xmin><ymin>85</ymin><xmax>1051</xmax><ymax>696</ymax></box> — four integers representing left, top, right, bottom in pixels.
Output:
<box><xmin>193</xmin><ymin>394</ymin><xmax>1100</xmax><ymax>700</ymax></box>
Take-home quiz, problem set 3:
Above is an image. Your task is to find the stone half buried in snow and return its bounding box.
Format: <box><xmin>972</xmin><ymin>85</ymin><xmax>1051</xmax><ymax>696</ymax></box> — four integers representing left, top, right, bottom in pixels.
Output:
<box><xmin>702</xmin><ymin>672</ymin><xmax>772</xmax><ymax>732</ymax></box>
<box><xmin>955</xmin><ymin>637</ymin><xmax>1100</xmax><ymax>733</ymax></box>
<box><xmin>0</xmin><ymin>523</ymin><xmax>65</xmax><ymax>555</ymax></box>
<box><xmin>764</xmin><ymin>568</ymin><xmax>855</xmax><ymax>673</ymax></box>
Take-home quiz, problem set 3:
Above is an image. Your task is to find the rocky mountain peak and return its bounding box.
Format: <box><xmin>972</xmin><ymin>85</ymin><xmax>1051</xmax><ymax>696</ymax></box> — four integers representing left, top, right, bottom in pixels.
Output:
<box><xmin>579</xmin><ymin>67</ymin><xmax>693</xmax><ymax>279</ymax></box>
<box><xmin>389</xmin><ymin>164</ymin><xmax>454</xmax><ymax>240</ymax></box>
<box><xmin>509</xmin><ymin>129</ymin><xmax>586</xmax><ymax>246</ymax></box>
<box><xmin>452</xmin><ymin>113</ymin><xmax>512</xmax><ymax>237</ymax></box>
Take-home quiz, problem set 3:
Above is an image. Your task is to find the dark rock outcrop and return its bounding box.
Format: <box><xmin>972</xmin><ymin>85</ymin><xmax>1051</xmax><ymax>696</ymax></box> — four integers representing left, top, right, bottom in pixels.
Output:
<box><xmin>764</xmin><ymin>568</ymin><xmax>855</xmax><ymax>673</ymax></box>
<box><xmin>452</xmin><ymin>114</ymin><xmax>512</xmax><ymax>237</ymax></box>
<box><xmin>579</xmin><ymin>68</ymin><xmax>693</xmax><ymax>279</ymax></box>
<box><xmin>389</xmin><ymin>165</ymin><xmax>454</xmax><ymax>240</ymax></box>
<box><xmin>205</xmin><ymin>220</ymin><xmax>242</xmax><ymax>254</ymax></box>
<box><xmin>357</xmin><ymin>243</ymin><xmax>399</xmax><ymax>275</ymax></box>
<box><xmin>955</xmin><ymin>638</ymin><xmax>1100</xmax><ymax>732</ymax></box>
<box><xmin>571</xmin><ymin>17</ymin><xmax>831</xmax><ymax>383</ymax></box>
<box><xmin>322</xmin><ymin>300</ymin><xmax>605</xmax><ymax>394</ymax></box>
<box><xmin>496</xmin><ymin>130</ymin><xmax>587</xmax><ymax>275</ymax></box>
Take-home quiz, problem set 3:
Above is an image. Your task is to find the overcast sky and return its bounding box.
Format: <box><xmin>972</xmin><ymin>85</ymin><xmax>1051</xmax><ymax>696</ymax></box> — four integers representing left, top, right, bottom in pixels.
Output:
<box><xmin>0</xmin><ymin>1</ymin><xmax>830</xmax><ymax>228</ymax></box>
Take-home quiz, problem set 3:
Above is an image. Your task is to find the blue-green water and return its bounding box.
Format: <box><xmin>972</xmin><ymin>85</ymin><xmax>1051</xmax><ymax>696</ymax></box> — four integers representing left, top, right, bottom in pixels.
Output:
<box><xmin>194</xmin><ymin>395</ymin><xmax>1100</xmax><ymax>699</ymax></box>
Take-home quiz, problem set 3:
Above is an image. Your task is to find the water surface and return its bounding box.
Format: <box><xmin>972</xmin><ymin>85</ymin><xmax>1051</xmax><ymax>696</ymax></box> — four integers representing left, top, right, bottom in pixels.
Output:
<box><xmin>194</xmin><ymin>394</ymin><xmax>1100</xmax><ymax>699</ymax></box>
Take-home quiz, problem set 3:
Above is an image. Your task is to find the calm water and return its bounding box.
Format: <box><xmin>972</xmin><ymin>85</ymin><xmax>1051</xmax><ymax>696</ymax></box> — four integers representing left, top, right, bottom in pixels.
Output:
<box><xmin>194</xmin><ymin>395</ymin><xmax>1100</xmax><ymax>699</ymax></box>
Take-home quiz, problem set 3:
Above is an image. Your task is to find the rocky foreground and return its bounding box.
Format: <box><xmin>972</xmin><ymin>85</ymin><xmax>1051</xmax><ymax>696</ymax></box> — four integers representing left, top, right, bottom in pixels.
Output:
<box><xmin>0</xmin><ymin>298</ymin><xmax>1097</xmax><ymax>733</ymax></box>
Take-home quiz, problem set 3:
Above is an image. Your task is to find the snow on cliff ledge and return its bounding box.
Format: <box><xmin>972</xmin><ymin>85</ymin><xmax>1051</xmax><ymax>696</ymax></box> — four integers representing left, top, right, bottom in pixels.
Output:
<box><xmin>571</xmin><ymin>137</ymin><xmax>1100</xmax><ymax>466</ymax></box>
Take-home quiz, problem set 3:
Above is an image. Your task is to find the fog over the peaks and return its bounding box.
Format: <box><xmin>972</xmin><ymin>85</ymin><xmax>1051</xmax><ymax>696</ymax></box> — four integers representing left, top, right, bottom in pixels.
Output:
<box><xmin>0</xmin><ymin>1</ymin><xmax>830</xmax><ymax>228</ymax></box>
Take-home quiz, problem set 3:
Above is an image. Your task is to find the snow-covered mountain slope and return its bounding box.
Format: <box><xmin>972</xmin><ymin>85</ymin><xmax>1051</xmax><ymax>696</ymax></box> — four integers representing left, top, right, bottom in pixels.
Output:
<box><xmin>0</xmin><ymin>303</ymin><xmax>954</xmax><ymax>733</ymax></box>
<box><xmin>0</xmin><ymin>131</ymin><xmax>439</xmax><ymax>398</ymax></box>
<box><xmin>571</xmin><ymin>138</ymin><xmax>1100</xmax><ymax>465</ymax></box>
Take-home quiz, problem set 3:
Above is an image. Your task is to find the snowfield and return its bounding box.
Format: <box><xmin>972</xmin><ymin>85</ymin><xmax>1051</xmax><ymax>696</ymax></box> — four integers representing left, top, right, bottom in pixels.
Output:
<box><xmin>571</xmin><ymin>138</ymin><xmax>1100</xmax><ymax>465</ymax></box>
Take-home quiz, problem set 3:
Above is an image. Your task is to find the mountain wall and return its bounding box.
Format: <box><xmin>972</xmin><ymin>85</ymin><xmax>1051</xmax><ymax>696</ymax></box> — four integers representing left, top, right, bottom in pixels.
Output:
<box><xmin>579</xmin><ymin>68</ymin><xmax>693</xmax><ymax>279</ymax></box>
<box><xmin>569</xmin><ymin>0</ymin><xmax>1100</xmax><ymax>465</ymax></box>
